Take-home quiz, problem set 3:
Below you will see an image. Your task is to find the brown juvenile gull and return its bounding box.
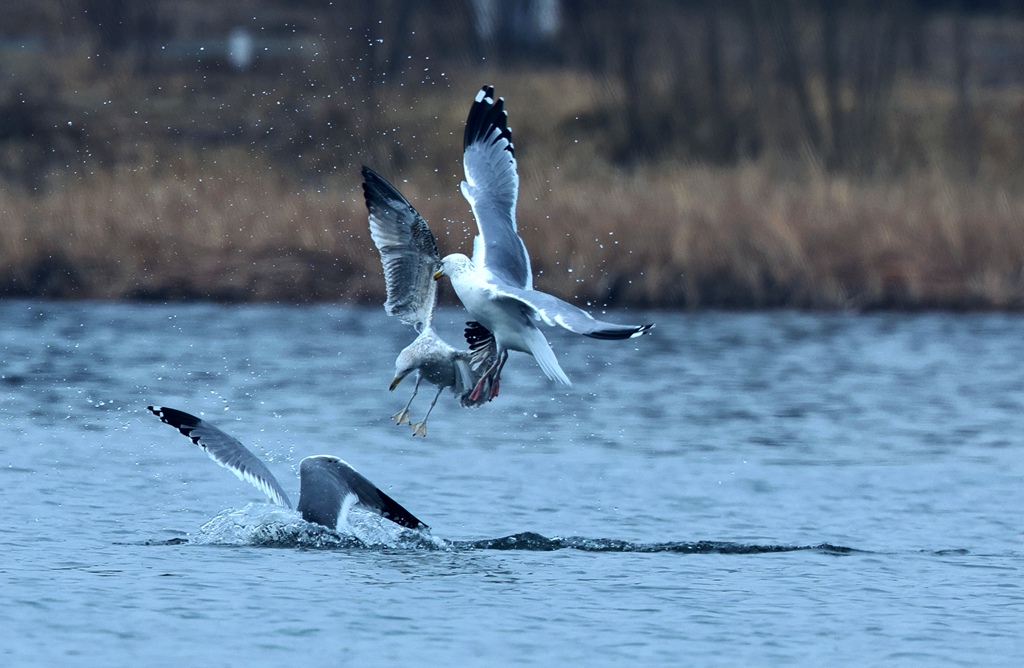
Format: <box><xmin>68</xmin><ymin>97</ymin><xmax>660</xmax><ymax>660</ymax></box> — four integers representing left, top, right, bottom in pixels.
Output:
<box><xmin>362</xmin><ymin>166</ymin><xmax>497</xmax><ymax>437</ymax></box>
<box><xmin>433</xmin><ymin>86</ymin><xmax>653</xmax><ymax>401</ymax></box>
<box><xmin>148</xmin><ymin>406</ymin><xmax>427</xmax><ymax>530</ymax></box>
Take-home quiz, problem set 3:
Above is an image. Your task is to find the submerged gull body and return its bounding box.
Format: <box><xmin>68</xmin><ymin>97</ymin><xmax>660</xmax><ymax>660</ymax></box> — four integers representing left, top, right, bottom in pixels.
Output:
<box><xmin>434</xmin><ymin>86</ymin><xmax>653</xmax><ymax>398</ymax></box>
<box><xmin>147</xmin><ymin>406</ymin><xmax>427</xmax><ymax>530</ymax></box>
<box><xmin>363</xmin><ymin>166</ymin><xmax>497</xmax><ymax>436</ymax></box>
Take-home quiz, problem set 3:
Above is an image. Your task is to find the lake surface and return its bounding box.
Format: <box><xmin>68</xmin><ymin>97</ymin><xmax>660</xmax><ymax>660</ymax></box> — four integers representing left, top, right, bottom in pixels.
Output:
<box><xmin>1</xmin><ymin>300</ymin><xmax>1022</xmax><ymax>666</ymax></box>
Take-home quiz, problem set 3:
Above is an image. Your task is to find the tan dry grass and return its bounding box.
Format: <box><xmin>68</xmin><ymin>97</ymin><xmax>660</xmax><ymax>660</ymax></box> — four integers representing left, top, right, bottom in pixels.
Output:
<box><xmin>4</xmin><ymin>155</ymin><xmax>1024</xmax><ymax>309</ymax></box>
<box><xmin>4</xmin><ymin>64</ymin><xmax>1024</xmax><ymax>309</ymax></box>
<box><xmin>0</xmin><ymin>161</ymin><xmax>377</xmax><ymax>302</ymax></box>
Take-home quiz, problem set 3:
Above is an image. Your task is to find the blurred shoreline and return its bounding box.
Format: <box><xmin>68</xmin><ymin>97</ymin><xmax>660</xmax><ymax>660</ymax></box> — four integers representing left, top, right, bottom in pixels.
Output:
<box><xmin>2</xmin><ymin>2</ymin><xmax>1024</xmax><ymax>309</ymax></box>
<box><xmin>4</xmin><ymin>150</ymin><xmax>1023</xmax><ymax>310</ymax></box>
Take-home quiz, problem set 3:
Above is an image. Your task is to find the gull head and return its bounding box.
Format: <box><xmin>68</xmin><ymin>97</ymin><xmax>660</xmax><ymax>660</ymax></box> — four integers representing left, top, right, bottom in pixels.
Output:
<box><xmin>301</xmin><ymin>454</ymin><xmax>351</xmax><ymax>468</ymax></box>
<box><xmin>389</xmin><ymin>371</ymin><xmax>408</xmax><ymax>391</ymax></box>
<box><xmin>390</xmin><ymin>346</ymin><xmax>420</xmax><ymax>390</ymax></box>
<box><xmin>434</xmin><ymin>253</ymin><xmax>474</xmax><ymax>281</ymax></box>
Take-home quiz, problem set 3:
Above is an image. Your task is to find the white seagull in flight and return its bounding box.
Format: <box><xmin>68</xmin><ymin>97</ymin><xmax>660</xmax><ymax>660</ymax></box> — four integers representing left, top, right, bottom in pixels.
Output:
<box><xmin>433</xmin><ymin>85</ymin><xmax>653</xmax><ymax>401</ymax></box>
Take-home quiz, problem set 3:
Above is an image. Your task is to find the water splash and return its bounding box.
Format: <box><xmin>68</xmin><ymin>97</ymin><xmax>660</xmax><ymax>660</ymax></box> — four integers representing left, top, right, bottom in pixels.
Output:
<box><xmin>176</xmin><ymin>503</ymin><xmax>446</xmax><ymax>550</ymax></box>
<box><xmin>341</xmin><ymin>507</ymin><xmax>448</xmax><ymax>550</ymax></box>
<box><xmin>190</xmin><ymin>503</ymin><xmax>357</xmax><ymax>549</ymax></box>
<box><xmin>151</xmin><ymin>507</ymin><xmax>855</xmax><ymax>554</ymax></box>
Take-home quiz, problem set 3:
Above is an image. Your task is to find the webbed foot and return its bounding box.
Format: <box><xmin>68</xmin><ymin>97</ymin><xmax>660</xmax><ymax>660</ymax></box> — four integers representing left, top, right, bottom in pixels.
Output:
<box><xmin>468</xmin><ymin>377</ymin><xmax>487</xmax><ymax>403</ymax></box>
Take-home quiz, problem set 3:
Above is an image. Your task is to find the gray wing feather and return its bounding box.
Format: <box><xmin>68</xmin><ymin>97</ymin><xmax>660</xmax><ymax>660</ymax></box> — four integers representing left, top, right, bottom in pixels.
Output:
<box><xmin>463</xmin><ymin>320</ymin><xmax>497</xmax><ymax>371</ymax></box>
<box><xmin>363</xmin><ymin>166</ymin><xmax>440</xmax><ymax>330</ymax></box>
<box><xmin>148</xmin><ymin>406</ymin><xmax>293</xmax><ymax>509</ymax></box>
<box><xmin>493</xmin><ymin>288</ymin><xmax>654</xmax><ymax>340</ymax></box>
<box><xmin>462</xmin><ymin>86</ymin><xmax>531</xmax><ymax>290</ymax></box>
<box><xmin>457</xmin><ymin>321</ymin><xmax>497</xmax><ymax>406</ymax></box>
<box><xmin>298</xmin><ymin>456</ymin><xmax>428</xmax><ymax>530</ymax></box>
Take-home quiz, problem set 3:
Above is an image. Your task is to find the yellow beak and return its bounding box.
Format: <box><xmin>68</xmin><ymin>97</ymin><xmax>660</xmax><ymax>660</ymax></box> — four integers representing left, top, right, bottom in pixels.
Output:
<box><xmin>389</xmin><ymin>375</ymin><xmax>403</xmax><ymax>391</ymax></box>
<box><xmin>432</xmin><ymin>269</ymin><xmax>444</xmax><ymax>281</ymax></box>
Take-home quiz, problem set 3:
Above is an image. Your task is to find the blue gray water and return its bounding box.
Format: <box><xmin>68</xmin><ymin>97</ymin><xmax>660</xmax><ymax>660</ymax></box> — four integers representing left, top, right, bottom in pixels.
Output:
<box><xmin>1</xmin><ymin>300</ymin><xmax>1022</xmax><ymax>665</ymax></box>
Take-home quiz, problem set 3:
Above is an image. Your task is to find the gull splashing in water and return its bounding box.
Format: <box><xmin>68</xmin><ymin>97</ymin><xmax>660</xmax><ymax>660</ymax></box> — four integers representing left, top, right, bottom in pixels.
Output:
<box><xmin>147</xmin><ymin>406</ymin><xmax>429</xmax><ymax>537</ymax></box>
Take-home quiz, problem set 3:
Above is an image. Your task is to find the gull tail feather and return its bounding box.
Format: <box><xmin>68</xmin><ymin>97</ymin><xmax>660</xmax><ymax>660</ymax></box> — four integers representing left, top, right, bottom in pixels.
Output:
<box><xmin>524</xmin><ymin>328</ymin><xmax>571</xmax><ymax>386</ymax></box>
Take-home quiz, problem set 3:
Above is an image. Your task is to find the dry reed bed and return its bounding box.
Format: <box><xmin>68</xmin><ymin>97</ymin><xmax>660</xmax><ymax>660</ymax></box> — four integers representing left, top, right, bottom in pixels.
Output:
<box><xmin>6</xmin><ymin>14</ymin><xmax>1024</xmax><ymax>309</ymax></box>
<box><xmin>3</xmin><ymin>160</ymin><xmax>1024</xmax><ymax>309</ymax></box>
<box><xmin>4</xmin><ymin>63</ymin><xmax>1024</xmax><ymax>309</ymax></box>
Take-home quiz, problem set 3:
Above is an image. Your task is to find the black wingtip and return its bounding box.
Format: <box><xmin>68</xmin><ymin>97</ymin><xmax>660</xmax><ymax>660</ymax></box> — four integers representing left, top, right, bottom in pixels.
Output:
<box><xmin>375</xmin><ymin>487</ymin><xmax>429</xmax><ymax>530</ymax></box>
<box><xmin>361</xmin><ymin>165</ymin><xmax>384</xmax><ymax>192</ymax></box>
<box><xmin>464</xmin><ymin>84</ymin><xmax>515</xmax><ymax>157</ymax></box>
<box><xmin>148</xmin><ymin>405</ymin><xmax>204</xmax><ymax>443</ymax></box>
<box><xmin>148</xmin><ymin>405</ymin><xmax>194</xmax><ymax>427</ymax></box>
<box><xmin>361</xmin><ymin>165</ymin><xmax>386</xmax><ymax>193</ymax></box>
<box><xmin>584</xmin><ymin>323</ymin><xmax>655</xmax><ymax>341</ymax></box>
<box><xmin>630</xmin><ymin>323</ymin><xmax>655</xmax><ymax>338</ymax></box>
<box><xmin>463</xmin><ymin>320</ymin><xmax>494</xmax><ymax>350</ymax></box>
<box><xmin>361</xmin><ymin>166</ymin><xmax>414</xmax><ymax>213</ymax></box>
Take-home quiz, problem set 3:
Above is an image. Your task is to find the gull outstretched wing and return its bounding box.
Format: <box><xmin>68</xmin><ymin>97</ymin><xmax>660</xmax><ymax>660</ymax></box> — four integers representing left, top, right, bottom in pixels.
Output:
<box><xmin>298</xmin><ymin>456</ymin><xmax>428</xmax><ymax>530</ymax></box>
<box><xmin>461</xmin><ymin>86</ymin><xmax>531</xmax><ymax>290</ymax></box>
<box><xmin>148</xmin><ymin>406</ymin><xmax>293</xmax><ymax>509</ymax></box>
<box><xmin>363</xmin><ymin>166</ymin><xmax>441</xmax><ymax>330</ymax></box>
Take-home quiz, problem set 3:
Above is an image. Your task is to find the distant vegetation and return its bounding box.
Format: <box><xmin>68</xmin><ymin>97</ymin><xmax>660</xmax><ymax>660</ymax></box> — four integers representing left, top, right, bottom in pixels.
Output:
<box><xmin>2</xmin><ymin>0</ymin><xmax>1024</xmax><ymax>308</ymax></box>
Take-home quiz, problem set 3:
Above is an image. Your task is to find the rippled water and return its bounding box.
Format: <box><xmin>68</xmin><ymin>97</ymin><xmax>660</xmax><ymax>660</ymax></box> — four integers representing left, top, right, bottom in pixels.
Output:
<box><xmin>1</xmin><ymin>300</ymin><xmax>1022</xmax><ymax>665</ymax></box>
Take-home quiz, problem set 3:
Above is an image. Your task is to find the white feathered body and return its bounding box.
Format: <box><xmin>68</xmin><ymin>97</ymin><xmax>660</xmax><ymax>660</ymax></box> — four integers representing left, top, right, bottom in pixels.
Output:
<box><xmin>440</xmin><ymin>253</ymin><xmax>570</xmax><ymax>386</ymax></box>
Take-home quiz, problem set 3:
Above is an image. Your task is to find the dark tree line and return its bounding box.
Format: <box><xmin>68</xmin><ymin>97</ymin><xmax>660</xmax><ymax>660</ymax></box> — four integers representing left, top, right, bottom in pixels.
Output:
<box><xmin>2</xmin><ymin>0</ymin><xmax>1022</xmax><ymax>181</ymax></box>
